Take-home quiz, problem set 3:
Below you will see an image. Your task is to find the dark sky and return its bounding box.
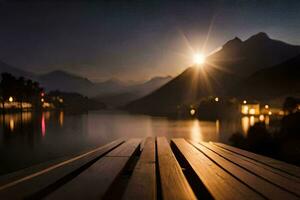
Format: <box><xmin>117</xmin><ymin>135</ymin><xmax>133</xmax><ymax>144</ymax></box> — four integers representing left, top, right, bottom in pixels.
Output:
<box><xmin>0</xmin><ymin>0</ymin><xmax>300</xmax><ymax>82</ymax></box>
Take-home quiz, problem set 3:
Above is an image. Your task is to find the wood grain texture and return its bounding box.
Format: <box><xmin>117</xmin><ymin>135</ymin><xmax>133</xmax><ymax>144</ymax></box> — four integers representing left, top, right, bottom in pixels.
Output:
<box><xmin>214</xmin><ymin>142</ymin><xmax>300</xmax><ymax>178</ymax></box>
<box><xmin>107</xmin><ymin>138</ymin><xmax>142</xmax><ymax>157</ymax></box>
<box><xmin>45</xmin><ymin>139</ymin><xmax>141</xmax><ymax>200</ymax></box>
<box><xmin>200</xmin><ymin>142</ymin><xmax>300</xmax><ymax>196</ymax></box>
<box><xmin>172</xmin><ymin>138</ymin><xmax>263</xmax><ymax>200</ymax></box>
<box><xmin>190</xmin><ymin>141</ymin><xmax>299</xmax><ymax>200</ymax></box>
<box><xmin>157</xmin><ymin>137</ymin><xmax>196</xmax><ymax>200</ymax></box>
<box><xmin>123</xmin><ymin>137</ymin><xmax>156</xmax><ymax>200</ymax></box>
<box><xmin>0</xmin><ymin>139</ymin><xmax>123</xmax><ymax>199</ymax></box>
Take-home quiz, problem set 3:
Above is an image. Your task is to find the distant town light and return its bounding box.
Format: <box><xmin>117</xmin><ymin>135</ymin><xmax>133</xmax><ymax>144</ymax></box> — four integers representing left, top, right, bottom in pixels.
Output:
<box><xmin>8</xmin><ymin>96</ymin><xmax>13</xmax><ymax>102</ymax></box>
<box><xmin>243</xmin><ymin>100</ymin><xmax>247</xmax><ymax>104</ymax></box>
<box><xmin>41</xmin><ymin>98</ymin><xmax>44</xmax><ymax>102</ymax></box>
<box><xmin>190</xmin><ymin>109</ymin><xmax>196</xmax><ymax>116</ymax></box>
<box><xmin>268</xmin><ymin>111</ymin><xmax>272</xmax><ymax>115</ymax></box>
<box><xmin>41</xmin><ymin>92</ymin><xmax>45</xmax><ymax>97</ymax></box>
<box><xmin>265</xmin><ymin>105</ymin><xmax>269</xmax><ymax>109</ymax></box>
<box><xmin>259</xmin><ymin>115</ymin><xmax>264</xmax><ymax>121</ymax></box>
<box><xmin>215</xmin><ymin>97</ymin><xmax>219</xmax><ymax>102</ymax></box>
<box><xmin>59</xmin><ymin>98</ymin><xmax>64</xmax><ymax>103</ymax></box>
<box><xmin>249</xmin><ymin>108</ymin><xmax>256</xmax><ymax>115</ymax></box>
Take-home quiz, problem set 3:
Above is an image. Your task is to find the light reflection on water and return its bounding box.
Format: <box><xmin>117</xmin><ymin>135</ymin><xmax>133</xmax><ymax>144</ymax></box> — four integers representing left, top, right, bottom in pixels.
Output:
<box><xmin>0</xmin><ymin>111</ymin><xmax>273</xmax><ymax>175</ymax></box>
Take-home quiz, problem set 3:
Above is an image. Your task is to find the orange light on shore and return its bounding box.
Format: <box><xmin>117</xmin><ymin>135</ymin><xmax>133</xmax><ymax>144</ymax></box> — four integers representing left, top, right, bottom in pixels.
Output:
<box><xmin>8</xmin><ymin>96</ymin><xmax>13</xmax><ymax>102</ymax></box>
<box><xmin>265</xmin><ymin>105</ymin><xmax>269</xmax><ymax>109</ymax></box>
<box><xmin>190</xmin><ymin>109</ymin><xmax>196</xmax><ymax>116</ymax></box>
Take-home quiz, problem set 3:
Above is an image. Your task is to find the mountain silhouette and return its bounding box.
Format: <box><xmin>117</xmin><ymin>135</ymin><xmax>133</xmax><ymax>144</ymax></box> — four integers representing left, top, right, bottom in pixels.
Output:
<box><xmin>208</xmin><ymin>32</ymin><xmax>300</xmax><ymax>77</ymax></box>
<box><xmin>125</xmin><ymin>32</ymin><xmax>300</xmax><ymax>115</ymax></box>
<box><xmin>0</xmin><ymin>62</ymin><xmax>171</xmax><ymax>100</ymax></box>
<box><xmin>0</xmin><ymin>60</ymin><xmax>35</xmax><ymax>79</ymax></box>
<box><xmin>235</xmin><ymin>54</ymin><xmax>300</xmax><ymax>99</ymax></box>
<box><xmin>125</xmin><ymin>66</ymin><xmax>236</xmax><ymax>115</ymax></box>
<box><xmin>38</xmin><ymin>70</ymin><xmax>95</xmax><ymax>96</ymax></box>
<box><xmin>94</xmin><ymin>76</ymin><xmax>172</xmax><ymax>107</ymax></box>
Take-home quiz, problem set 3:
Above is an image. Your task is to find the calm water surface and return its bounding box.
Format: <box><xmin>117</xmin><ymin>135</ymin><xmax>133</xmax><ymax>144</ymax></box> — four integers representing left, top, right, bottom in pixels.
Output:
<box><xmin>0</xmin><ymin>110</ymin><xmax>271</xmax><ymax>175</ymax></box>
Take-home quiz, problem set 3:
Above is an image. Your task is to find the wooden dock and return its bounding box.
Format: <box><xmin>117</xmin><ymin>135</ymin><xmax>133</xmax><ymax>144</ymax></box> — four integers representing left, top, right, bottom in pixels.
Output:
<box><xmin>0</xmin><ymin>137</ymin><xmax>300</xmax><ymax>199</ymax></box>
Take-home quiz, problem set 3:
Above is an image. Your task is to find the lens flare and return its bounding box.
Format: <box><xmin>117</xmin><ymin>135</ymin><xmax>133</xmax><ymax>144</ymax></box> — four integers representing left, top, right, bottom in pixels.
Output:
<box><xmin>193</xmin><ymin>54</ymin><xmax>205</xmax><ymax>65</ymax></box>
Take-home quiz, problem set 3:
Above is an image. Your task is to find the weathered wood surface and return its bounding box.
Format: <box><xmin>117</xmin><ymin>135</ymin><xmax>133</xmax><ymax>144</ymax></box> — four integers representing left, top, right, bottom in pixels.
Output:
<box><xmin>46</xmin><ymin>139</ymin><xmax>141</xmax><ymax>200</ymax></box>
<box><xmin>123</xmin><ymin>138</ymin><xmax>156</xmax><ymax>200</ymax></box>
<box><xmin>172</xmin><ymin>138</ymin><xmax>263</xmax><ymax>200</ymax></box>
<box><xmin>189</xmin><ymin>140</ymin><xmax>299</xmax><ymax>200</ymax></box>
<box><xmin>0</xmin><ymin>139</ymin><xmax>124</xmax><ymax>199</ymax></box>
<box><xmin>0</xmin><ymin>137</ymin><xmax>299</xmax><ymax>200</ymax></box>
<box><xmin>214</xmin><ymin>142</ymin><xmax>300</xmax><ymax>178</ymax></box>
<box><xmin>200</xmin><ymin>142</ymin><xmax>300</xmax><ymax>195</ymax></box>
<box><xmin>157</xmin><ymin>137</ymin><xmax>197</xmax><ymax>200</ymax></box>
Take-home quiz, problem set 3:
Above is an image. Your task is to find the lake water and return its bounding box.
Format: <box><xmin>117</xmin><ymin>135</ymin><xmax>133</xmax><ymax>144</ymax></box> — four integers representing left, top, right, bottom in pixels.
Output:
<box><xmin>0</xmin><ymin>110</ymin><xmax>272</xmax><ymax>175</ymax></box>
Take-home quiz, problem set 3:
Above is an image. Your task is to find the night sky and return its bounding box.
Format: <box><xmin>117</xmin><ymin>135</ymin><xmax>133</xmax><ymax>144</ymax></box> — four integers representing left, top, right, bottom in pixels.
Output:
<box><xmin>0</xmin><ymin>0</ymin><xmax>300</xmax><ymax>82</ymax></box>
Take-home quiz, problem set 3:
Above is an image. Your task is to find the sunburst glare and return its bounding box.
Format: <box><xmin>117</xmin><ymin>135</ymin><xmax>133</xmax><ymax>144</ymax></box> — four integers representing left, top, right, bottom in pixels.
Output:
<box><xmin>193</xmin><ymin>53</ymin><xmax>206</xmax><ymax>65</ymax></box>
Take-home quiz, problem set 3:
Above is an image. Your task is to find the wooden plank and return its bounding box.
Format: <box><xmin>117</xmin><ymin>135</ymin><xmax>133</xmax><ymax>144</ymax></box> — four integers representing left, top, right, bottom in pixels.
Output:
<box><xmin>210</xmin><ymin>142</ymin><xmax>300</xmax><ymax>183</ymax></box>
<box><xmin>157</xmin><ymin>137</ymin><xmax>196</xmax><ymax>200</ymax></box>
<box><xmin>45</xmin><ymin>139</ymin><xmax>141</xmax><ymax>200</ymax></box>
<box><xmin>189</xmin><ymin>140</ymin><xmax>299</xmax><ymax>200</ymax></box>
<box><xmin>123</xmin><ymin>137</ymin><xmax>156</xmax><ymax>200</ymax></box>
<box><xmin>172</xmin><ymin>138</ymin><xmax>263</xmax><ymax>200</ymax></box>
<box><xmin>0</xmin><ymin>139</ymin><xmax>124</xmax><ymax>199</ymax></box>
<box><xmin>200</xmin><ymin>142</ymin><xmax>300</xmax><ymax>196</ymax></box>
<box><xmin>106</xmin><ymin>138</ymin><xmax>141</xmax><ymax>157</ymax></box>
<box><xmin>214</xmin><ymin>142</ymin><xmax>300</xmax><ymax>178</ymax></box>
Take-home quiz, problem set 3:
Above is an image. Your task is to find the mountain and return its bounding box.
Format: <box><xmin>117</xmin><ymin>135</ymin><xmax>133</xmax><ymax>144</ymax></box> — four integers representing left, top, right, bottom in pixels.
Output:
<box><xmin>208</xmin><ymin>32</ymin><xmax>300</xmax><ymax>77</ymax></box>
<box><xmin>38</xmin><ymin>70</ymin><xmax>95</xmax><ymax>96</ymax></box>
<box><xmin>125</xmin><ymin>32</ymin><xmax>300</xmax><ymax>115</ymax></box>
<box><xmin>0</xmin><ymin>60</ymin><xmax>35</xmax><ymax>79</ymax></box>
<box><xmin>125</xmin><ymin>66</ymin><xmax>235</xmax><ymax>115</ymax></box>
<box><xmin>94</xmin><ymin>78</ymin><xmax>129</xmax><ymax>95</ymax></box>
<box><xmin>0</xmin><ymin>61</ymin><xmax>171</xmax><ymax>99</ymax></box>
<box><xmin>94</xmin><ymin>76</ymin><xmax>172</xmax><ymax>107</ymax></box>
<box><xmin>235</xmin><ymin>54</ymin><xmax>300</xmax><ymax>100</ymax></box>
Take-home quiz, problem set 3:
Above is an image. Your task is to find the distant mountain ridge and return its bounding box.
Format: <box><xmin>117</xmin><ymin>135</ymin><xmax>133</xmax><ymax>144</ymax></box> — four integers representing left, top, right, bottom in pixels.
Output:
<box><xmin>125</xmin><ymin>32</ymin><xmax>300</xmax><ymax>115</ymax></box>
<box><xmin>0</xmin><ymin>61</ymin><xmax>35</xmax><ymax>79</ymax></box>
<box><xmin>208</xmin><ymin>32</ymin><xmax>300</xmax><ymax>77</ymax></box>
<box><xmin>0</xmin><ymin>61</ymin><xmax>172</xmax><ymax>101</ymax></box>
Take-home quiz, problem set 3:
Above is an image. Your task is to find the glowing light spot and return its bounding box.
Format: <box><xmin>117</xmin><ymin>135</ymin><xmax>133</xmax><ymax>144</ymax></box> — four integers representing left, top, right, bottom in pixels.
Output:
<box><xmin>242</xmin><ymin>105</ymin><xmax>249</xmax><ymax>114</ymax></box>
<box><xmin>41</xmin><ymin>114</ymin><xmax>46</xmax><ymax>137</ymax></box>
<box><xmin>8</xmin><ymin>97</ymin><xmax>13</xmax><ymax>102</ymax></box>
<box><xmin>243</xmin><ymin>100</ymin><xmax>247</xmax><ymax>104</ymax></box>
<box><xmin>241</xmin><ymin>116</ymin><xmax>249</xmax><ymax>134</ymax></box>
<box><xmin>259</xmin><ymin>115</ymin><xmax>265</xmax><ymax>121</ymax></box>
<box><xmin>9</xmin><ymin>118</ymin><xmax>14</xmax><ymax>131</ymax></box>
<box><xmin>193</xmin><ymin>53</ymin><xmax>205</xmax><ymax>65</ymax></box>
<box><xmin>268</xmin><ymin>111</ymin><xmax>272</xmax><ymax>115</ymax></box>
<box><xmin>190</xmin><ymin>109</ymin><xmax>196</xmax><ymax>116</ymax></box>
<box><xmin>265</xmin><ymin>105</ymin><xmax>269</xmax><ymax>109</ymax></box>
<box><xmin>215</xmin><ymin>97</ymin><xmax>219</xmax><ymax>102</ymax></box>
<box><xmin>250</xmin><ymin>116</ymin><xmax>255</xmax><ymax>126</ymax></box>
<box><xmin>249</xmin><ymin>108</ymin><xmax>256</xmax><ymax>115</ymax></box>
<box><xmin>41</xmin><ymin>98</ymin><xmax>44</xmax><ymax>102</ymax></box>
<box><xmin>59</xmin><ymin>111</ymin><xmax>64</xmax><ymax>127</ymax></box>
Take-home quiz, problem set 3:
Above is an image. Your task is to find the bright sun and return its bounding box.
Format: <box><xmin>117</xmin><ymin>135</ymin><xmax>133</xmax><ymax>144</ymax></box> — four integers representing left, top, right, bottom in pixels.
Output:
<box><xmin>193</xmin><ymin>53</ymin><xmax>205</xmax><ymax>65</ymax></box>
